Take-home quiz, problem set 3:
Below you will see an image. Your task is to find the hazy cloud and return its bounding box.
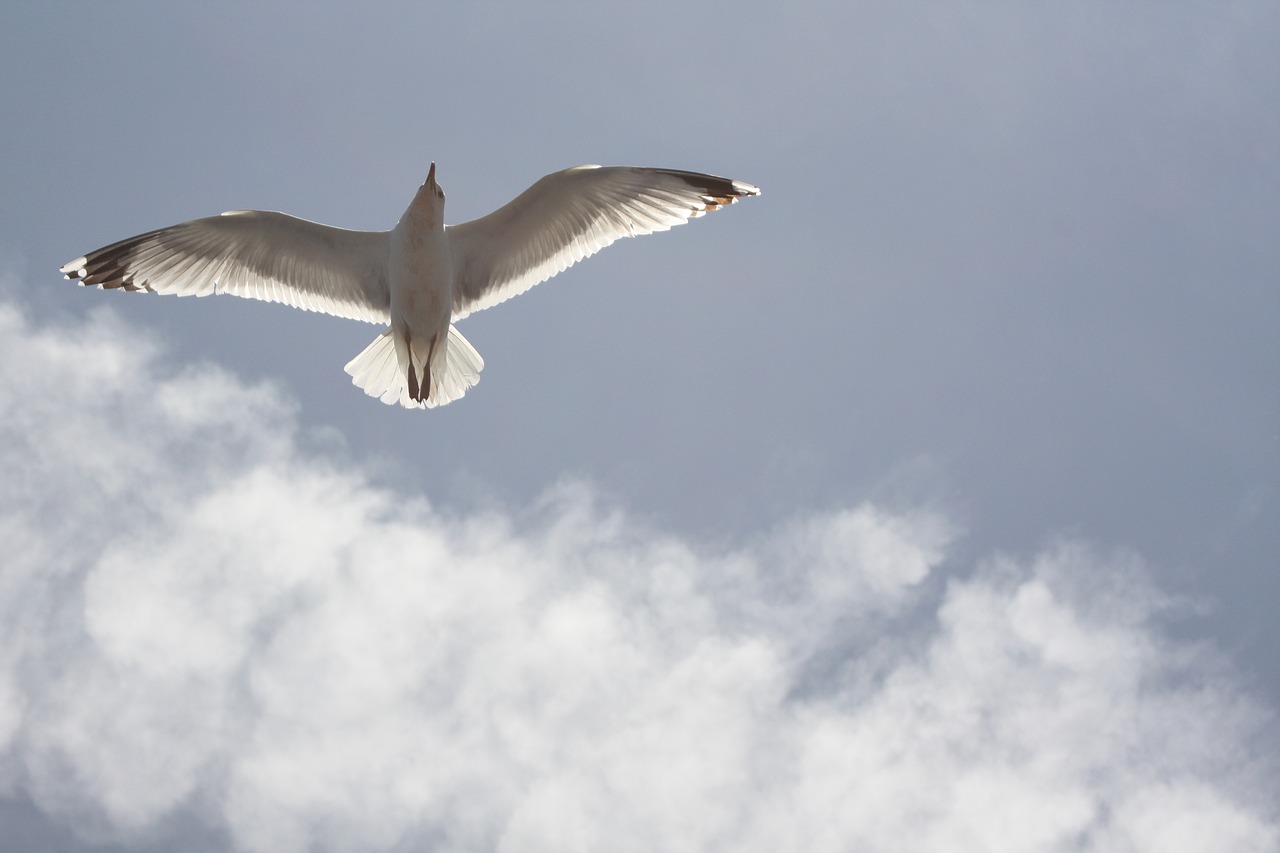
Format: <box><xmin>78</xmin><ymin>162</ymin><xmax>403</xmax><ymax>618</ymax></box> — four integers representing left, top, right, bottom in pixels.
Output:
<box><xmin>0</xmin><ymin>298</ymin><xmax>1275</xmax><ymax>852</ymax></box>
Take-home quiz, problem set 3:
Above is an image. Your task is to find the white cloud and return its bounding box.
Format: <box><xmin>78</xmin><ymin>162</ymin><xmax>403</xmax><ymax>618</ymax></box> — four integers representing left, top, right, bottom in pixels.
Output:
<box><xmin>0</xmin><ymin>298</ymin><xmax>1275</xmax><ymax>853</ymax></box>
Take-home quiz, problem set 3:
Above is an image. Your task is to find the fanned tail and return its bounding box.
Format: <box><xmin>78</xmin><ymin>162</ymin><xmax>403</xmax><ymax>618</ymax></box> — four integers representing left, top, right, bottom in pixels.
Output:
<box><xmin>344</xmin><ymin>325</ymin><xmax>483</xmax><ymax>409</ymax></box>
<box><xmin>433</xmin><ymin>325</ymin><xmax>484</xmax><ymax>405</ymax></box>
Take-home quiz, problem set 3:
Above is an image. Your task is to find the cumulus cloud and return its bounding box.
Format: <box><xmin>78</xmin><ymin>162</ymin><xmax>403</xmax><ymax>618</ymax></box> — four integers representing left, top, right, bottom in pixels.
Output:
<box><xmin>0</xmin><ymin>298</ymin><xmax>1276</xmax><ymax>853</ymax></box>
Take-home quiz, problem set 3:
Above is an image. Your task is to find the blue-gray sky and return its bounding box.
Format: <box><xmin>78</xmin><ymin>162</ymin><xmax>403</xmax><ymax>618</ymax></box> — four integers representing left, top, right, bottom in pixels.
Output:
<box><xmin>1</xmin><ymin>4</ymin><xmax>1277</xmax><ymax>851</ymax></box>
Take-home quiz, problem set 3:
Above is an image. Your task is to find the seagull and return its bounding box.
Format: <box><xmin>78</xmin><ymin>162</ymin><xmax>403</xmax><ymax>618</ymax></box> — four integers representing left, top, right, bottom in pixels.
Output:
<box><xmin>61</xmin><ymin>164</ymin><xmax>760</xmax><ymax>408</ymax></box>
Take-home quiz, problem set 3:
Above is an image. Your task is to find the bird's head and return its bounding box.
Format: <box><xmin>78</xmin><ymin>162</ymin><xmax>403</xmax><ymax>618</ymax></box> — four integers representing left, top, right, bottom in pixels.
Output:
<box><xmin>406</xmin><ymin>161</ymin><xmax>446</xmax><ymax>227</ymax></box>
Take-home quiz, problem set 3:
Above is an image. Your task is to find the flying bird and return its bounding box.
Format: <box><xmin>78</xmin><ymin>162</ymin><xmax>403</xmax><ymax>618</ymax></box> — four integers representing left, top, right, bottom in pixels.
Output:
<box><xmin>61</xmin><ymin>164</ymin><xmax>760</xmax><ymax>408</ymax></box>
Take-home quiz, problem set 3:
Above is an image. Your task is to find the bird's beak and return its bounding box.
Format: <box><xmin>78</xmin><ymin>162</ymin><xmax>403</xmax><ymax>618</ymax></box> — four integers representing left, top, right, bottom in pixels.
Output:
<box><xmin>427</xmin><ymin>161</ymin><xmax>436</xmax><ymax>187</ymax></box>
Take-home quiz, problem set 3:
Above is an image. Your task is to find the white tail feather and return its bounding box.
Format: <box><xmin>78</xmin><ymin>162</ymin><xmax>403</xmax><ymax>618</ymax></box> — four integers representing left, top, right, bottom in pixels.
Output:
<box><xmin>345</xmin><ymin>325</ymin><xmax>484</xmax><ymax>408</ymax></box>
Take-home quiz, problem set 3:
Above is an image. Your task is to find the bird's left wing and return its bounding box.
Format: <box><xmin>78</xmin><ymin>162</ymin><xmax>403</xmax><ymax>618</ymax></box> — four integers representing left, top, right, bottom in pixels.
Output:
<box><xmin>447</xmin><ymin>166</ymin><xmax>759</xmax><ymax>321</ymax></box>
<box><xmin>61</xmin><ymin>210</ymin><xmax>392</xmax><ymax>325</ymax></box>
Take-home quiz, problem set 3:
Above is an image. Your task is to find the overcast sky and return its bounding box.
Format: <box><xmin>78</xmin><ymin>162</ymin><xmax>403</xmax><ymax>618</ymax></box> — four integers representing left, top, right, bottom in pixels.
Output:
<box><xmin>1</xmin><ymin>4</ymin><xmax>1277</xmax><ymax>852</ymax></box>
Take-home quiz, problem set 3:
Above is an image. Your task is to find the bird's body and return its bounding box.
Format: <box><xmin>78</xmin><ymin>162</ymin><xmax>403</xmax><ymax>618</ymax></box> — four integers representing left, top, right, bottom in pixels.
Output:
<box><xmin>61</xmin><ymin>163</ymin><xmax>759</xmax><ymax>408</ymax></box>
<box><xmin>389</xmin><ymin>163</ymin><xmax>455</xmax><ymax>403</ymax></box>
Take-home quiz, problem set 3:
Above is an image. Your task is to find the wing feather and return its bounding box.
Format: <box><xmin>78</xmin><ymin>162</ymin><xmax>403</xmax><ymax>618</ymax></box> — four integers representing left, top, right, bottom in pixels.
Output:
<box><xmin>447</xmin><ymin>166</ymin><xmax>759</xmax><ymax>321</ymax></box>
<box><xmin>61</xmin><ymin>210</ymin><xmax>392</xmax><ymax>325</ymax></box>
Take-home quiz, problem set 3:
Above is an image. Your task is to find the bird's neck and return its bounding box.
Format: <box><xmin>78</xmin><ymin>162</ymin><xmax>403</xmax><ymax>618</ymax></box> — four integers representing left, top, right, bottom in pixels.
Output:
<box><xmin>398</xmin><ymin>190</ymin><xmax>444</xmax><ymax>232</ymax></box>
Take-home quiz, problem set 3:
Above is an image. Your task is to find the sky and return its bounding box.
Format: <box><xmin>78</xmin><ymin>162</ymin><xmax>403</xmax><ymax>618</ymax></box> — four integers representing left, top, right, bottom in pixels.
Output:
<box><xmin>0</xmin><ymin>3</ymin><xmax>1277</xmax><ymax>852</ymax></box>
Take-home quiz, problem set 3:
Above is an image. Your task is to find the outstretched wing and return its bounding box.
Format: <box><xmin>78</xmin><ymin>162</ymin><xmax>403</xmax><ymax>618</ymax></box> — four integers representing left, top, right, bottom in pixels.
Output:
<box><xmin>61</xmin><ymin>210</ymin><xmax>392</xmax><ymax>325</ymax></box>
<box><xmin>446</xmin><ymin>166</ymin><xmax>759</xmax><ymax>321</ymax></box>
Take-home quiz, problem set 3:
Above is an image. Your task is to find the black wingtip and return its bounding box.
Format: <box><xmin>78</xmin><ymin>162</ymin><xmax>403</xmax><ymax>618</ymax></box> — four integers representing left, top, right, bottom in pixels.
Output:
<box><xmin>57</xmin><ymin>229</ymin><xmax>167</xmax><ymax>292</ymax></box>
<box><xmin>659</xmin><ymin>169</ymin><xmax>761</xmax><ymax>209</ymax></box>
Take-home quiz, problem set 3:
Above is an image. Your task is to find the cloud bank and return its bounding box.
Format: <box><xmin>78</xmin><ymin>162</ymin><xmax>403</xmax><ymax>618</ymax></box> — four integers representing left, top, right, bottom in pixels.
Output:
<box><xmin>0</xmin><ymin>298</ymin><xmax>1275</xmax><ymax>852</ymax></box>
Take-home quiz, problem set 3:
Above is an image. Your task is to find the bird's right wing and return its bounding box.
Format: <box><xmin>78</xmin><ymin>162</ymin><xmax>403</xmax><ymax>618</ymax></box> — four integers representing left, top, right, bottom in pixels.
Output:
<box><xmin>61</xmin><ymin>211</ymin><xmax>392</xmax><ymax>325</ymax></box>
<box><xmin>446</xmin><ymin>166</ymin><xmax>759</xmax><ymax>321</ymax></box>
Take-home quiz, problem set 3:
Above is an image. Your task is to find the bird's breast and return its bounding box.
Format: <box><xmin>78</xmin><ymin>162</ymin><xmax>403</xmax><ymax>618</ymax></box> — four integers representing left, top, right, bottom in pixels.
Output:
<box><xmin>390</xmin><ymin>226</ymin><xmax>453</xmax><ymax>331</ymax></box>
